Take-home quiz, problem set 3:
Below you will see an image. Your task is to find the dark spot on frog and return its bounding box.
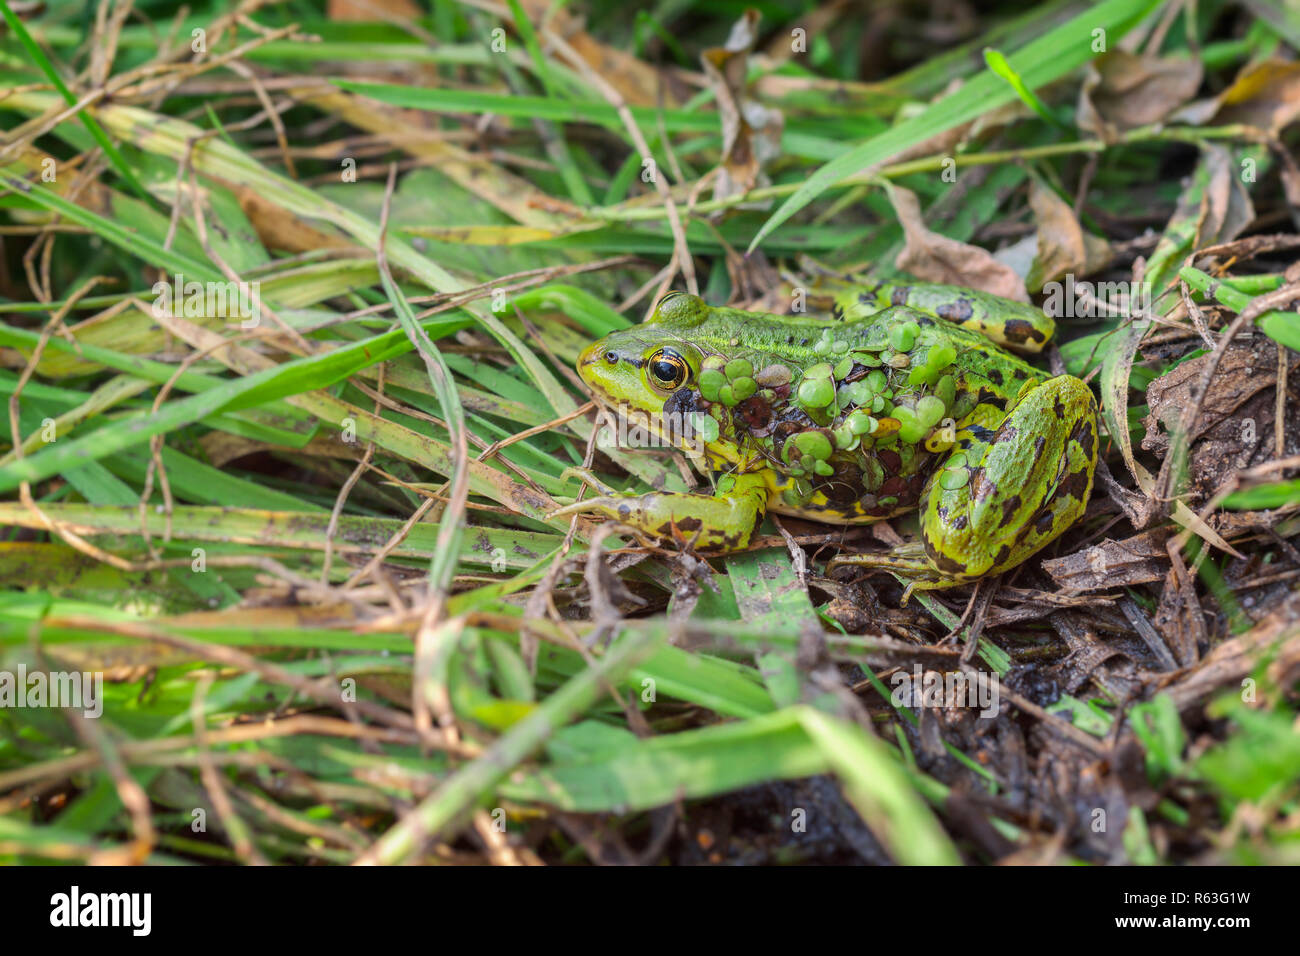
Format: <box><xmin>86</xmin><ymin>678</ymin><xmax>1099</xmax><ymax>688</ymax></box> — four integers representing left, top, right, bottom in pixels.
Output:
<box><xmin>976</xmin><ymin>388</ymin><xmax>1008</xmax><ymax>411</ymax></box>
<box><xmin>1071</xmin><ymin>419</ymin><xmax>1096</xmax><ymax>458</ymax></box>
<box><xmin>933</xmin><ymin>552</ymin><xmax>967</xmax><ymax>575</ymax></box>
<box><xmin>890</xmin><ymin>286</ymin><xmax>912</xmax><ymax>306</ymax></box>
<box><xmin>951</xmin><ymin>514</ymin><xmax>968</xmax><ymax>531</ymax></box>
<box><xmin>857</xmin><ymin>287</ymin><xmax>879</xmax><ymax>304</ymax></box>
<box><xmin>1052</xmin><ymin>395</ymin><xmax>1066</xmax><ymax>420</ymax></box>
<box><xmin>676</xmin><ymin>516</ymin><xmax>702</xmax><ymax>533</ymax></box>
<box><xmin>1033</xmin><ymin>436</ymin><xmax>1046</xmax><ymax>457</ymax></box>
<box><xmin>1034</xmin><ymin>510</ymin><xmax>1056</xmax><ymax>535</ymax></box>
<box><xmin>1003</xmin><ymin>319</ymin><xmax>1047</xmax><ymax>344</ymax></box>
<box><xmin>936</xmin><ymin>298</ymin><xmax>974</xmax><ymax>322</ymax></box>
<box><xmin>994</xmin><ymin>544</ymin><xmax>1012</xmax><ymax>568</ymax></box>
<box><xmin>986</xmin><ymin>369</ymin><xmax>1004</xmax><ymax>386</ymax></box>
<box><xmin>999</xmin><ymin>495</ymin><xmax>1022</xmax><ymax>527</ymax></box>
<box><xmin>1058</xmin><ymin>468</ymin><xmax>1090</xmax><ymax>502</ymax></box>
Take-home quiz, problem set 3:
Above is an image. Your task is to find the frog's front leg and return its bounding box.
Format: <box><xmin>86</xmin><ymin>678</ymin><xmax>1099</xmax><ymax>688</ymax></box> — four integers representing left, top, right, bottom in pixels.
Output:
<box><xmin>832</xmin><ymin>376</ymin><xmax>1098</xmax><ymax>590</ymax></box>
<box><xmin>551</xmin><ymin>471</ymin><xmax>769</xmax><ymax>550</ymax></box>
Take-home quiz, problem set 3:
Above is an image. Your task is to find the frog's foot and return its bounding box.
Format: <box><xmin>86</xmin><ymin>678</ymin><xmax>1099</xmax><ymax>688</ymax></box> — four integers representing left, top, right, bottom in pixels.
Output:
<box><xmin>549</xmin><ymin>473</ymin><xmax>768</xmax><ymax>551</ymax></box>
<box><xmin>919</xmin><ymin>374</ymin><xmax>1098</xmax><ymax>581</ymax></box>
<box><xmin>826</xmin><ymin>546</ymin><xmax>974</xmax><ymax>603</ymax></box>
<box><xmin>558</xmin><ymin>466</ymin><xmax>621</xmax><ymax>497</ymax></box>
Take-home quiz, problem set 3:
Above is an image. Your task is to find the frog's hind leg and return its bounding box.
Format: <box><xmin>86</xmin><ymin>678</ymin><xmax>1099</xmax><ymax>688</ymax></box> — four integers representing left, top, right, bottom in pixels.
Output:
<box><xmin>835</xmin><ymin>281</ymin><xmax>1055</xmax><ymax>354</ymax></box>
<box><xmin>917</xmin><ymin>375</ymin><xmax>1098</xmax><ymax>587</ymax></box>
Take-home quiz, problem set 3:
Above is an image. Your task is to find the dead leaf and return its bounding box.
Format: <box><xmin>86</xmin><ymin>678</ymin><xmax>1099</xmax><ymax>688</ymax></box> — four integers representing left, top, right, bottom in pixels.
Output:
<box><xmin>1025</xmin><ymin>178</ymin><xmax>1113</xmax><ymax>291</ymax></box>
<box><xmin>235</xmin><ymin>185</ymin><xmax>357</xmax><ymax>254</ymax></box>
<box><xmin>520</xmin><ymin>0</ymin><xmax>684</xmax><ymax>108</ymax></box>
<box><xmin>702</xmin><ymin>10</ymin><xmax>784</xmax><ymax>207</ymax></box>
<box><xmin>1198</xmin><ymin>144</ymin><xmax>1257</xmax><ymax>248</ymax></box>
<box><xmin>1142</xmin><ymin>336</ymin><xmax>1299</xmax><ymax>500</ymax></box>
<box><xmin>1171</xmin><ymin>58</ymin><xmax>1300</xmax><ymax>135</ymax></box>
<box><xmin>1159</xmin><ymin>588</ymin><xmax>1300</xmax><ymax>714</ymax></box>
<box><xmin>1041</xmin><ymin>529</ymin><xmax>1173</xmax><ymax>590</ymax></box>
<box><xmin>889</xmin><ymin>185</ymin><xmax>1029</xmax><ymax>302</ymax></box>
<box><xmin>328</xmin><ymin>0</ymin><xmax>421</xmax><ymax>18</ymax></box>
<box><xmin>1077</xmin><ymin>52</ymin><xmax>1203</xmax><ymax>140</ymax></box>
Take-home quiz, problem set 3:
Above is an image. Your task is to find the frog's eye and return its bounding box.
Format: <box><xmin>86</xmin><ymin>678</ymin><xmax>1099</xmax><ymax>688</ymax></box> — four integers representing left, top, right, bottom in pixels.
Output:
<box><xmin>646</xmin><ymin>347</ymin><xmax>689</xmax><ymax>391</ymax></box>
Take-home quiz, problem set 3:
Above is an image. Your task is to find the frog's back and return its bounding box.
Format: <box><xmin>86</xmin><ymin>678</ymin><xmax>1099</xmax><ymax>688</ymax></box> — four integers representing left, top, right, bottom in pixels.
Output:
<box><xmin>661</xmin><ymin>300</ymin><xmax>1041</xmax><ymax>406</ymax></box>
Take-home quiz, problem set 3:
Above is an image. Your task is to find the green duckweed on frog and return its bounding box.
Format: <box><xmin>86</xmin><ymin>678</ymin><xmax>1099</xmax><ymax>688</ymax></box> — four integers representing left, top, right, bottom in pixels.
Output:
<box><xmin>554</xmin><ymin>282</ymin><xmax>1099</xmax><ymax>594</ymax></box>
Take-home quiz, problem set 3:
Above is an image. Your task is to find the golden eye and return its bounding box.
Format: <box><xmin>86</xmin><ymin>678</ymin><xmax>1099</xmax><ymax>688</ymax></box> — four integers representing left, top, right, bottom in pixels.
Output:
<box><xmin>647</xmin><ymin>347</ymin><xmax>688</xmax><ymax>391</ymax></box>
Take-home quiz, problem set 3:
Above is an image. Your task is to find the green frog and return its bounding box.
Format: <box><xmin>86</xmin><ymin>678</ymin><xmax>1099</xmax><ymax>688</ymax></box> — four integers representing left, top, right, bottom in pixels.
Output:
<box><xmin>554</xmin><ymin>282</ymin><xmax>1098</xmax><ymax>593</ymax></box>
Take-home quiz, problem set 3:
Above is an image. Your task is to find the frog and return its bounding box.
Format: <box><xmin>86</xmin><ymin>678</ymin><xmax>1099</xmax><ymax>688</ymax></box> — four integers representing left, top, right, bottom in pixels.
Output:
<box><xmin>552</xmin><ymin>281</ymin><xmax>1099</xmax><ymax>594</ymax></box>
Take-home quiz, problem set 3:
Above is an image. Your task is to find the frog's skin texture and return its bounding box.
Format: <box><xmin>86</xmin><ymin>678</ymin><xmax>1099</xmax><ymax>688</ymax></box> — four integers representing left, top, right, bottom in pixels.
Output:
<box><xmin>556</xmin><ymin>285</ymin><xmax>1098</xmax><ymax>591</ymax></box>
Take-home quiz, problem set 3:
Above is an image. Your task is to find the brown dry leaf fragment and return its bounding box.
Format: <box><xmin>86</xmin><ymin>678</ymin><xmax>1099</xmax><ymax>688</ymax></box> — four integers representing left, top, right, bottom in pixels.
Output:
<box><xmin>702</xmin><ymin>10</ymin><xmax>784</xmax><ymax>208</ymax></box>
<box><xmin>235</xmin><ymin>185</ymin><xmax>358</xmax><ymax>254</ymax></box>
<box><xmin>1171</xmin><ymin>59</ymin><xmax>1300</xmax><ymax>135</ymax></box>
<box><xmin>1154</xmin><ymin>550</ymin><xmax>1205</xmax><ymax>668</ymax></box>
<box><xmin>1025</xmin><ymin>178</ymin><xmax>1112</xmax><ymax>291</ymax></box>
<box><xmin>889</xmin><ymin>185</ymin><xmax>1029</xmax><ymax>302</ymax></box>
<box><xmin>520</xmin><ymin>0</ymin><xmax>683</xmax><ymax>108</ymax></box>
<box><xmin>1198</xmin><ymin>144</ymin><xmax>1257</xmax><ymax>249</ymax></box>
<box><xmin>1076</xmin><ymin>52</ymin><xmax>1203</xmax><ymax>140</ymax></box>
<box><xmin>296</xmin><ymin>86</ymin><xmax>580</xmax><ymax>229</ymax></box>
<box><xmin>1142</xmin><ymin>337</ymin><xmax>1300</xmax><ymax>500</ymax></box>
<box><xmin>328</xmin><ymin>0</ymin><xmax>421</xmax><ymax>18</ymax></box>
<box><xmin>1210</xmin><ymin>59</ymin><xmax>1300</xmax><ymax>134</ymax></box>
<box><xmin>1158</xmin><ymin>588</ymin><xmax>1300</xmax><ymax>714</ymax></box>
<box><xmin>1041</xmin><ymin>529</ymin><xmax>1173</xmax><ymax>590</ymax></box>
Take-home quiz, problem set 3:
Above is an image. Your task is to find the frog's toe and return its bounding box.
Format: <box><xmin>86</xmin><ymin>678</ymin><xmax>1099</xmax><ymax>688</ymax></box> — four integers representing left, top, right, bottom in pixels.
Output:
<box><xmin>558</xmin><ymin>466</ymin><xmax>621</xmax><ymax>496</ymax></box>
<box><xmin>547</xmin><ymin>495</ymin><xmax>626</xmax><ymax>522</ymax></box>
<box><xmin>826</xmin><ymin>548</ymin><xmax>972</xmax><ymax>592</ymax></box>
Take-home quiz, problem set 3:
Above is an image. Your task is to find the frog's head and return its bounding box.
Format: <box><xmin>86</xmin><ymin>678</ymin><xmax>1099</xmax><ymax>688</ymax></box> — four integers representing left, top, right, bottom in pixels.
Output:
<box><xmin>577</xmin><ymin>293</ymin><xmax>713</xmax><ymax>454</ymax></box>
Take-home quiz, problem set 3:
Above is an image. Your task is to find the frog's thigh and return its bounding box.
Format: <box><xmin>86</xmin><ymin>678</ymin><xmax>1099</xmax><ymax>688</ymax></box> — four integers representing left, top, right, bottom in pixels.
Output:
<box><xmin>555</xmin><ymin>473</ymin><xmax>768</xmax><ymax>550</ymax></box>
<box><xmin>921</xmin><ymin>376</ymin><xmax>1098</xmax><ymax>579</ymax></box>
<box><xmin>879</xmin><ymin>283</ymin><xmax>1055</xmax><ymax>353</ymax></box>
